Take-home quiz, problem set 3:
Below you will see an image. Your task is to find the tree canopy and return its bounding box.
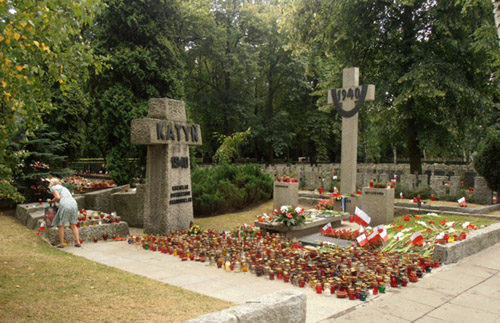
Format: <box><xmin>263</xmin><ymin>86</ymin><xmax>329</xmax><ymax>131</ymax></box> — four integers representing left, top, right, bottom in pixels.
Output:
<box><xmin>2</xmin><ymin>0</ymin><xmax>500</xmax><ymax>201</ymax></box>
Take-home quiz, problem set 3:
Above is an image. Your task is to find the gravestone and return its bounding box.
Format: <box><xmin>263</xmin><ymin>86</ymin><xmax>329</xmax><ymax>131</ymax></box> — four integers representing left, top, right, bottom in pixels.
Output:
<box><xmin>131</xmin><ymin>98</ymin><xmax>202</xmax><ymax>234</ymax></box>
<box><xmin>321</xmin><ymin>67</ymin><xmax>375</xmax><ymax>194</ymax></box>
<box><xmin>430</xmin><ymin>175</ymin><xmax>448</xmax><ymax>198</ymax></box>
<box><xmin>449</xmin><ymin>176</ymin><xmax>461</xmax><ymax>196</ymax></box>
<box><xmin>474</xmin><ymin>176</ymin><xmax>493</xmax><ymax>205</ymax></box>
<box><xmin>361</xmin><ymin>187</ymin><xmax>394</xmax><ymax>226</ymax></box>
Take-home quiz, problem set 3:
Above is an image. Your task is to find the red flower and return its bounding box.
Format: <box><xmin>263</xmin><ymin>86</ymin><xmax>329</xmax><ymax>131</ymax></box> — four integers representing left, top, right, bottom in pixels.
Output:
<box><xmin>403</xmin><ymin>216</ymin><xmax>411</xmax><ymax>221</ymax></box>
<box><xmin>286</xmin><ymin>212</ymin><xmax>292</xmax><ymax>219</ymax></box>
<box><xmin>429</xmin><ymin>220</ymin><xmax>435</xmax><ymax>225</ymax></box>
<box><xmin>414</xmin><ymin>215</ymin><xmax>421</xmax><ymax>219</ymax></box>
<box><xmin>394</xmin><ymin>225</ymin><xmax>404</xmax><ymax>231</ymax></box>
<box><xmin>440</xmin><ymin>220</ymin><xmax>447</xmax><ymax>225</ymax></box>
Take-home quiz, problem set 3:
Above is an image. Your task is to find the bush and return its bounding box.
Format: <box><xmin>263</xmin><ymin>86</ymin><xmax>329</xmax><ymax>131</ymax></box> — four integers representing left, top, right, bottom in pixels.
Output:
<box><xmin>192</xmin><ymin>164</ymin><xmax>273</xmax><ymax>216</ymax></box>
<box><xmin>474</xmin><ymin>129</ymin><xmax>500</xmax><ymax>192</ymax></box>
<box><xmin>393</xmin><ymin>184</ymin><xmax>433</xmax><ymax>200</ymax></box>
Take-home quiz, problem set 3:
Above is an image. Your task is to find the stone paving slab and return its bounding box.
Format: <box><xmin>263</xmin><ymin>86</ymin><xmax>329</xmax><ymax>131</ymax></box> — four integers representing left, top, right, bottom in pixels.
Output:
<box><xmin>322</xmin><ymin>242</ymin><xmax>500</xmax><ymax>323</ymax></box>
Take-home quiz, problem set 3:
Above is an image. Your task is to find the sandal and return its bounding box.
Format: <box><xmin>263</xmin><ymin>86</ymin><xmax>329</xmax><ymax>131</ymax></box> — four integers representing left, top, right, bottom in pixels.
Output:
<box><xmin>56</xmin><ymin>245</ymin><xmax>64</xmax><ymax>249</ymax></box>
<box><xmin>74</xmin><ymin>244</ymin><xmax>81</xmax><ymax>247</ymax></box>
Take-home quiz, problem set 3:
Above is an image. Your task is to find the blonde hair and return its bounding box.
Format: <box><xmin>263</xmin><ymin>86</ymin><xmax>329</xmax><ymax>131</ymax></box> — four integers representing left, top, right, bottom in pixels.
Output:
<box><xmin>49</xmin><ymin>178</ymin><xmax>61</xmax><ymax>188</ymax></box>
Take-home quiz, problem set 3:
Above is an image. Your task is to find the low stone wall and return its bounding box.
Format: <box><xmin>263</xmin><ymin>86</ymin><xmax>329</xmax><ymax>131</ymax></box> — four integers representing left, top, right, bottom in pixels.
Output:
<box><xmin>84</xmin><ymin>185</ymin><xmax>129</xmax><ymax>213</ymax></box>
<box><xmin>111</xmin><ymin>185</ymin><xmax>145</xmax><ymax>227</ymax></box>
<box><xmin>434</xmin><ymin>222</ymin><xmax>500</xmax><ymax>264</ymax></box>
<box><xmin>15</xmin><ymin>184</ymin><xmax>145</xmax><ymax>231</ymax></box>
<box><xmin>186</xmin><ymin>289</ymin><xmax>306</xmax><ymax>323</ymax></box>
<box><xmin>43</xmin><ymin>222</ymin><xmax>130</xmax><ymax>245</ymax></box>
<box><xmin>259</xmin><ymin>163</ymin><xmax>496</xmax><ymax>203</ymax></box>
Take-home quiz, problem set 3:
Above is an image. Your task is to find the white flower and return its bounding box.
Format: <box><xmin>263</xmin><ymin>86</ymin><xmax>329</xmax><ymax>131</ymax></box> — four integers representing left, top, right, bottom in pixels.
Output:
<box><xmin>436</xmin><ymin>232</ymin><xmax>445</xmax><ymax>239</ymax></box>
<box><xmin>445</xmin><ymin>222</ymin><xmax>455</xmax><ymax>227</ymax></box>
<box><xmin>417</xmin><ymin>221</ymin><xmax>427</xmax><ymax>227</ymax></box>
<box><xmin>394</xmin><ymin>232</ymin><xmax>404</xmax><ymax>240</ymax></box>
<box><xmin>462</xmin><ymin>222</ymin><xmax>470</xmax><ymax>229</ymax></box>
<box><xmin>280</xmin><ymin>206</ymin><xmax>288</xmax><ymax>213</ymax></box>
<box><xmin>448</xmin><ymin>228</ymin><xmax>456</xmax><ymax>233</ymax></box>
<box><xmin>427</xmin><ymin>212</ymin><xmax>438</xmax><ymax>216</ymax></box>
<box><xmin>294</xmin><ymin>207</ymin><xmax>302</xmax><ymax>214</ymax></box>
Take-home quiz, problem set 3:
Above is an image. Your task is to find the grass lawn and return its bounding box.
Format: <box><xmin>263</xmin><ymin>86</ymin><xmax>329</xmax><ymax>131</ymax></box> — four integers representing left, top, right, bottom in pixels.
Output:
<box><xmin>0</xmin><ymin>208</ymin><xmax>232</xmax><ymax>323</ymax></box>
<box><xmin>194</xmin><ymin>200</ymin><xmax>273</xmax><ymax>231</ymax></box>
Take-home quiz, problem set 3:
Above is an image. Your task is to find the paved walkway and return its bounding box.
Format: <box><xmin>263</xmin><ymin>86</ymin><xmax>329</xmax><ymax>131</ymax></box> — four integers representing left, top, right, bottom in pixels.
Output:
<box><xmin>63</xmin><ymin>241</ymin><xmax>500</xmax><ymax>323</ymax></box>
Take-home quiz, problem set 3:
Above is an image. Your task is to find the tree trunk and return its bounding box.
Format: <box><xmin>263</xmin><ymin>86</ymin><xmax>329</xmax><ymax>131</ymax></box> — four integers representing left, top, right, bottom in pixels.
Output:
<box><xmin>393</xmin><ymin>145</ymin><xmax>397</xmax><ymax>164</ymax></box>
<box><xmin>407</xmin><ymin>118</ymin><xmax>422</xmax><ymax>174</ymax></box>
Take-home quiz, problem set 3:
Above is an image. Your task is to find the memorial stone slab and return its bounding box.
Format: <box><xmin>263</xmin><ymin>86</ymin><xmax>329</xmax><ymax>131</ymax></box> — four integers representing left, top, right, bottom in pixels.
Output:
<box><xmin>361</xmin><ymin>187</ymin><xmax>394</xmax><ymax>226</ymax></box>
<box><xmin>273</xmin><ymin>181</ymin><xmax>299</xmax><ymax>210</ymax></box>
<box><xmin>131</xmin><ymin>98</ymin><xmax>202</xmax><ymax>234</ymax></box>
<box><xmin>430</xmin><ymin>175</ymin><xmax>448</xmax><ymax>198</ymax></box>
<box><xmin>449</xmin><ymin>176</ymin><xmax>461</xmax><ymax>197</ymax></box>
<box><xmin>418</xmin><ymin>174</ymin><xmax>429</xmax><ymax>189</ymax></box>
<box><xmin>356</xmin><ymin>173</ymin><xmax>363</xmax><ymax>190</ymax></box>
<box><xmin>401</xmin><ymin>174</ymin><xmax>417</xmax><ymax>191</ymax></box>
<box><xmin>474</xmin><ymin>176</ymin><xmax>493</xmax><ymax>205</ymax></box>
<box><xmin>464</xmin><ymin>172</ymin><xmax>476</xmax><ymax>189</ymax></box>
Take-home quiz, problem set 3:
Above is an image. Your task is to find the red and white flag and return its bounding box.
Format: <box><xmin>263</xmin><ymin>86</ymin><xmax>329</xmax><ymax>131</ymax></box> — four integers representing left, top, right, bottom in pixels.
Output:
<box><xmin>322</xmin><ymin>222</ymin><xmax>332</xmax><ymax>231</ymax></box>
<box><xmin>367</xmin><ymin>231</ymin><xmax>379</xmax><ymax>242</ymax></box>
<box><xmin>410</xmin><ymin>231</ymin><xmax>424</xmax><ymax>245</ymax></box>
<box><xmin>359</xmin><ymin>225</ymin><xmax>365</xmax><ymax>234</ymax></box>
<box><xmin>458</xmin><ymin>197</ymin><xmax>466</xmax><ymax>206</ymax></box>
<box><xmin>356</xmin><ymin>233</ymin><xmax>368</xmax><ymax>247</ymax></box>
<box><xmin>376</xmin><ymin>225</ymin><xmax>388</xmax><ymax>242</ymax></box>
<box><xmin>354</xmin><ymin>207</ymin><xmax>371</xmax><ymax>226</ymax></box>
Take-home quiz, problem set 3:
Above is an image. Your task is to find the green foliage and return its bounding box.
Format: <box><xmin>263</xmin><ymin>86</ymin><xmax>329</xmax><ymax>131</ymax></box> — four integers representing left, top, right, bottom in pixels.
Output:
<box><xmin>474</xmin><ymin>129</ymin><xmax>500</xmax><ymax>192</ymax></box>
<box><xmin>0</xmin><ymin>0</ymin><xmax>100</xmax><ymax>203</ymax></box>
<box><xmin>286</xmin><ymin>0</ymin><xmax>500</xmax><ymax>170</ymax></box>
<box><xmin>192</xmin><ymin>164</ymin><xmax>272</xmax><ymax>217</ymax></box>
<box><xmin>15</xmin><ymin>126</ymin><xmax>73</xmax><ymax>202</ymax></box>
<box><xmin>393</xmin><ymin>184</ymin><xmax>433</xmax><ymax>200</ymax></box>
<box><xmin>213</xmin><ymin>128</ymin><xmax>252</xmax><ymax>164</ymax></box>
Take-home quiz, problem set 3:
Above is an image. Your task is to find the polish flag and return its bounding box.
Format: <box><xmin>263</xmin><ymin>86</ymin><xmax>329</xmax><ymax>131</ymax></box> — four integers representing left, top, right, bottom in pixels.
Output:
<box><xmin>367</xmin><ymin>231</ymin><xmax>379</xmax><ymax>242</ymax></box>
<box><xmin>410</xmin><ymin>231</ymin><xmax>424</xmax><ymax>246</ymax></box>
<box><xmin>354</xmin><ymin>207</ymin><xmax>371</xmax><ymax>226</ymax></box>
<box><xmin>322</xmin><ymin>222</ymin><xmax>332</xmax><ymax>231</ymax></box>
<box><xmin>376</xmin><ymin>225</ymin><xmax>388</xmax><ymax>242</ymax></box>
<box><xmin>458</xmin><ymin>197</ymin><xmax>466</xmax><ymax>206</ymax></box>
<box><xmin>359</xmin><ymin>225</ymin><xmax>365</xmax><ymax>234</ymax></box>
<box><xmin>356</xmin><ymin>233</ymin><xmax>368</xmax><ymax>247</ymax></box>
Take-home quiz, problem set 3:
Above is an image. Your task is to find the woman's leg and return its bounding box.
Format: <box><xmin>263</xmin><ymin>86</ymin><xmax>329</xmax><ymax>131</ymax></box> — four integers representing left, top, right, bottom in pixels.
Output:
<box><xmin>58</xmin><ymin>224</ymin><xmax>65</xmax><ymax>245</ymax></box>
<box><xmin>70</xmin><ymin>223</ymin><xmax>80</xmax><ymax>245</ymax></box>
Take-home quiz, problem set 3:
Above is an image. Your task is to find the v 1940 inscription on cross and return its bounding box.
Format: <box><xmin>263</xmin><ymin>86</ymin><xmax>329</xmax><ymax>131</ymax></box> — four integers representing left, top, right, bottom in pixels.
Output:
<box><xmin>131</xmin><ymin>98</ymin><xmax>202</xmax><ymax>235</ymax></box>
<box><xmin>320</xmin><ymin>67</ymin><xmax>375</xmax><ymax>195</ymax></box>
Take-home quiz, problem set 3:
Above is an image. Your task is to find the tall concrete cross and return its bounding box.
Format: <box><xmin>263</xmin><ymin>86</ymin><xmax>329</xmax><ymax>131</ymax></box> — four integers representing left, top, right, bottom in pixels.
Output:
<box><xmin>321</xmin><ymin>67</ymin><xmax>375</xmax><ymax>194</ymax></box>
<box><xmin>131</xmin><ymin>98</ymin><xmax>202</xmax><ymax>235</ymax></box>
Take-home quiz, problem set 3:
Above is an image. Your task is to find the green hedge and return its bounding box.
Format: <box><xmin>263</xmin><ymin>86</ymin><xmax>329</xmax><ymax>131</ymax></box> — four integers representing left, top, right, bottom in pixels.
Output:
<box><xmin>192</xmin><ymin>164</ymin><xmax>273</xmax><ymax>217</ymax></box>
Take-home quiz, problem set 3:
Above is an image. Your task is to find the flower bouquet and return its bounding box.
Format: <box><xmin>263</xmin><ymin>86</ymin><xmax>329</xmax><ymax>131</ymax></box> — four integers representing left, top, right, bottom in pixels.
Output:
<box><xmin>232</xmin><ymin>223</ymin><xmax>259</xmax><ymax>239</ymax></box>
<box><xmin>273</xmin><ymin>205</ymin><xmax>306</xmax><ymax>227</ymax></box>
<box><xmin>188</xmin><ymin>224</ymin><xmax>203</xmax><ymax>236</ymax></box>
<box><xmin>315</xmin><ymin>198</ymin><xmax>335</xmax><ymax>211</ymax></box>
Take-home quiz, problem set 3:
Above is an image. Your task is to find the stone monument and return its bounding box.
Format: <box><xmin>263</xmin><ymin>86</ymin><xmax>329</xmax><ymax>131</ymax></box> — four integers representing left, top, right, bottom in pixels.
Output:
<box><xmin>131</xmin><ymin>98</ymin><xmax>202</xmax><ymax>234</ymax></box>
<box><xmin>273</xmin><ymin>180</ymin><xmax>299</xmax><ymax>210</ymax></box>
<box><xmin>321</xmin><ymin>67</ymin><xmax>375</xmax><ymax>194</ymax></box>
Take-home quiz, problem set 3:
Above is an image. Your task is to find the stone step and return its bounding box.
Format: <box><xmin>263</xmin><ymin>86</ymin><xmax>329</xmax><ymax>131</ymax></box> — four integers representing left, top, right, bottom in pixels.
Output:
<box><xmin>27</xmin><ymin>210</ymin><xmax>45</xmax><ymax>230</ymax></box>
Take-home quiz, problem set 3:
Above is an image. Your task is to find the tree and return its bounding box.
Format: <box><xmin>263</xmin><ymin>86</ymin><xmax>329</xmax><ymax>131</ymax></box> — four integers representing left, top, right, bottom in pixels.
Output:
<box><xmin>15</xmin><ymin>126</ymin><xmax>73</xmax><ymax>202</ymax></box>
<box><xmin>87</xmin><ymin>0</ymin><xmax>186</xmax><ymax>183</ymax></box>
<box><xmin>0</xmin><ymin>0</ymin><xmax>100</xmax><ymax>202</ymax></box>
<box><xmin>287</xmin><ymin>0</ymin><xmax>500</xmax><ymax>172</ymax></box>
<box><xmin>474</xmin><ymin>128</ymin><xmax>500</xmax><ymax>192</ymax></box>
